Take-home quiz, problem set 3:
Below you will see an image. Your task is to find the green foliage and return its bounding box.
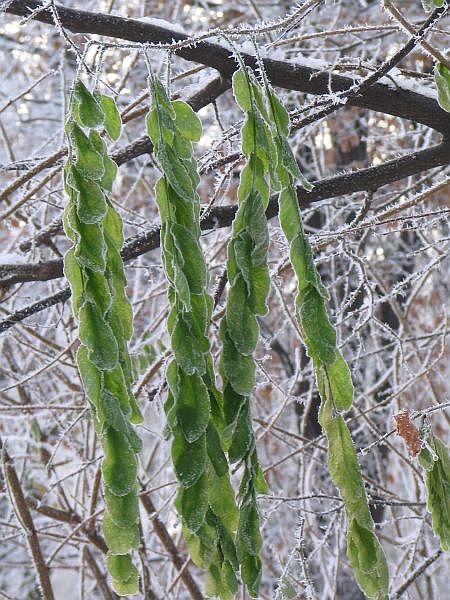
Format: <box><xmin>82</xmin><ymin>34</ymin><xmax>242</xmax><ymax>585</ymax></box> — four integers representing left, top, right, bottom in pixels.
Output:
<box><xmin>146</xmin><ymin>74</ymin><xmax>240</xmax><ymax>599</ymax></box>
<box><xmin>64</xmin><ymin>65</ymin><xmax>400</xmax><ymax>598</ymax></box>
<box><xmin>63</xmin><ymin>81</ymin><xmax>141</xmax><ymax>596</ymax></box>
<box><xmin>103</xmin><ymin>512</ymin><xmax>140</xmax><ymax>554</ymax></box>
<box><xmin>100</xmin><ymin>94</ymin><xmax>122</xmax><ymax>140</ymax></box>
<box><xmin>434</xmin><ymin>62</ymin><xmax>450</xmax><ymax>112</ymax></box>
<box><xmin>173</xmin><ymin>365</ymin><xmax>211</xmax><ymax>442</ymax></box>
<box><xmin>323</xmin><ymin>351</ymin><xmax>354</xmax><ymax>412</ymax></box>
<box><xmin>106</xmin><ymin>554</ymin><xmax>139</xmax><ymax>596</ymax></box>
<box><xmin>347</xmin><ymin>518</ymin><xmax>390</xmax><ymax>598</ymax></box>
<box><xmin>319</xmin><ymin>398</ymin><xmax>389</xmax><ymax>598</ymax></box>
<box><xmin>422</xmin><ymin>0</ymin><xmax>444</xmax><ymax>11</ymax></box>
<box><xmin>219</xmin><ymin>66</ymin><xmax>275</xmax><ymax>597</ymax></box>
<box><xmin>418</xmin><ymin>429</ymin><xmax>450</xmax><ymax>551</ymax></box>
<box><xmin>73</xmin><ymin>80</ymin><xmax>104</xmax><ymax>129</ymax></box>
<box><xmin>259</xmin><ymin>65</ymin><xmax>389</xmax><ymax>598</ymax></box>
<box><xmin>68</xmin><ymin>121</ymin><xmax>105</xmax><ymax>180</ymax></box>
<box><xmin>103</xmin><ymin>486</ymin><xmax>139</xmax><ymax>528</ymax></box>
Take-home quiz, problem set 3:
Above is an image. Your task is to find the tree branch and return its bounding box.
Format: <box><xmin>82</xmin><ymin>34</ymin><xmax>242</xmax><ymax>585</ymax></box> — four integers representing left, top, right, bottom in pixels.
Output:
<box><xmin>1</xmin><ymin>141</ymin><xmax>448</xmax><ymax>291</ymax></box>
<box><xmin>26</xmin><ymin>494</ymin><xmax>108</xmax><ymax>554</ymax></box>
<box><xmin>4</xmin><ymin>0</ymin><xmax>450</xmax><ymax>137</ymax></box>
<box><xmin>0</xmin><ymin>139</ymin><xmax>448</xmax><ymax>333</ymax></box>
<box><xmin>392</xmin><ymin>549</ymin><xmax>442</xmax><ymax>598</ymax></box>
<box><xmin>1</xmin><ymin>438</ymin><xmax>55</xmax><ymax>600</ymax></box>
<box><xmin>0</xmin><ymin>288</ymin><xmax>71</xmax><ymax>333</ymax></box>
<box><xmin>139</xmin><ymin>489</ymin><xmax>202</xmax><ymax>600</ymax></box>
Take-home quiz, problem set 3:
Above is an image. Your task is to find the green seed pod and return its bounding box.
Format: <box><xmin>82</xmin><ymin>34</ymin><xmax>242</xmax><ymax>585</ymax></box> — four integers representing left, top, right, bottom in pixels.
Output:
<box><xmin>216</xmin><ymin>66</ymin><xmax>274</xmax><ymax>597</ymax></box>
<box><xmin>146</xmin><ymin>73</ymin><xmax>240</xmax><ymax>598</ymax></box>
<box><xmin>259</xmin><ymin>65</ymin><xmax>389</xmax><ymax>599</ymax></box>
<box><xmin>63</xmin><ymin>80</ymin><xmax>142</xmax><ymax>596</ymax></box>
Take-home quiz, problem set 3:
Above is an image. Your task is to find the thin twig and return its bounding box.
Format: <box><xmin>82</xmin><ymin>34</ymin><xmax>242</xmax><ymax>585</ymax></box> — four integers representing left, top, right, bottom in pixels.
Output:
<box><xmin>1</xmin><ymin>437</ymin><xmax>55</xmax><ymax>600</ymax></box>
<box><xmin>393</xmin><ymin>549</ymin><xmax>442</xmax><ymax>598</ymax></box>
<box><xmin>139</xmin><ymin>485</ymin><xmax>202</xmax><ymax>600</ymax></box>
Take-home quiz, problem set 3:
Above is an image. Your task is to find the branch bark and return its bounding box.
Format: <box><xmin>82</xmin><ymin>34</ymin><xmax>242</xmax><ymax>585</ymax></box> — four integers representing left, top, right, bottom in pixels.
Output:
<box><xmin>1</xmin><ymin>438</ymin><xmax>55</xmax><ymax>600</ymax></box>
<box><xmin>26</xmin><ymin>495</ymin><xmax>109</xmax><ymax>554</ymax></box>
<box><xmin>83</xmin><ymin>547</ymin><xmax>120</xmax><ymax>600</ymax></box>
<box><xmin>1</xmin><ymin>141</ymin><xmax>448</xmax><ymax>291</ymax></box>
<box><xmin>4</xmin><ymin>0</ymin><xmax>450</xmax><ymax>137</ymax></box>
<box><xmin>139</xmin><ymin>489</ymin><xmax>203</xmax><ymax>600</ymax></box>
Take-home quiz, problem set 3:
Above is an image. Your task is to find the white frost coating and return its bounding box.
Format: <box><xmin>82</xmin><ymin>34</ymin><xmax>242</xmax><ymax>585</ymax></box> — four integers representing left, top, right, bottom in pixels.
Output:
<box><xmin>0</xmin><ymin>252</ymin><xmax>23</xmax><ymax>264</ymax></box>
<box><xmin>294</xmin><ymin>56</ymin><xmax>333</xmax><ymax>71</ymax></box>
<box><xmin>137</xmin><ymin>17</ymin><xmax>186</xmax><ymax>36</ymax></box>
<box><xmin>234</xmin><ymin>40</ymin><xmax>260</xmax><ymax>55</ymax></box>
<box><xmin>377</xmin><ymin>73</ymin><xmax>437</xmax><ymax>100</ymax></box>
<box><xmin>284</xmin><ymin>55</ymin><xmax>438</xmax><ymax>101</ymax></box>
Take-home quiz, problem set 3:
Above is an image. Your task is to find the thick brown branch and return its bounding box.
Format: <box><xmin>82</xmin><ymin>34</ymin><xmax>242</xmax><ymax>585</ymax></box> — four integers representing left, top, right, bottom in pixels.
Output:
<box><xmin>0</xmin><ymin>258</ymin><xmax>64</xmax><ymax>287</ymax></box>
<box><xmin>140</xmin><ymin>490</ymin><xmax>202</xmax><ymax>600</ymax></box>
<box><xmin>4</xmin><ymin>0</ymin><xmax>450</xmax><ymax>136</ymax></box>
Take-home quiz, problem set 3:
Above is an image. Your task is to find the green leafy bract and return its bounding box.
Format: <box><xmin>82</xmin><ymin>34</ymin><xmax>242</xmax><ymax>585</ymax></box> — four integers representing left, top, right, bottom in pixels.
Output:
<box><xmin>434</xmin><ymin>62</ymin><xmax>450</xmax><ymax>112</ymax></box>
<box><xmin>79</xmin><ymin>301</ymin><xmax>119</xmax><ymax>370</ymax></box>
<box><xmin>418</xmin><ymin>431</ymin><xmax>450</xmax><ymax>551</ymax></box>
<box><xmin>347</xmin><ymin>519</ymin><xmax>389</xmax><ymax>599</ymax></box>
<box><xmin>260</xmin><ymin>66</ymin><xmax>389</xmax><ymax>598</ymax></box>
<box><xmin>226</xmin><ymin>275</ymin><xmax>259</xmax><ymax>356</ymax></box>
<box><xmin>104</xmin><ymin>486</ymin><xmax>139</xmax><ymax>528</ymax></box>
<box><xmin>73</xmin><ymin>173</ymin><xmax>107</xmax><ymax>224</ymax></box>
<box><xmin>173</xmin><ymin>100</ymin><xmax>202</xmax><ymax>141</ymax></box>
<box><xmin>324</xmin><ymin>350</ymin><xmax>354</xmax><ymax>412</ymax></box>
<box><xmin>63</xmin><ymin>248</ymin><xmax>84</xmax><ymax>317</ymax></box>
<box><xmin>69</xmin><ymin>121</ymin><xmax>104</xmax><ymax>180</ymax></box>
<box><xmin>147</xmin><ymin>74</ymin><xmax>240</xmax><ymax>599</ymax></box>
<box><xmin>73</xmin><ymin>80</ymin><xmax>104</xmax><ymax>129</ymax></box>
<box><xmin>107</xmin><ymin>554</ymin><xmax>140</xmax><ymax>596</ymax></box>
<box><xmin>103</xmin><ymin>512</ymin><xmax>140</xmax><ymax>554</ymax></box>
<box><xmin>64</xmin><ymin>81</ymin><xmax>141</xmax><ymax>593</ymax></box>
<box><xmin>101</xmin><ymin>94</ymin><xmax>122</xmax><ymax>140</ymax></box>
<box><xmin>102</xmin><ymin>427</ymin><xmax>137</xmax><ymax>497</ymax></box>
<box><xmin>297</xmin><ymin>286</ymin><xmax>337</xmax><ymax>364</ymax></box>
<box><xmin>176</xmin><ymin>368</ymin><xmax>211</xmax><ymax>442</ymax></box>
<box><xmin>180</xmin><ymin>473</ymin><xmax>209</xmax><ymax>532</ymax></box>
<box><xmin>172</xmin><ymin>429</ymin><xmax>206</xmax><ymax>488</ymax></box>
<box><xmin>232</xmin><ymin>68</ymin><xmax>253</xmax><ymax>112</ymax></box>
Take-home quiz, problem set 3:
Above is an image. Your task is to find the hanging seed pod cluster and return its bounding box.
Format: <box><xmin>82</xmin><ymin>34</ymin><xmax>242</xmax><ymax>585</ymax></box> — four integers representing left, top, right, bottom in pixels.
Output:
<box><xmin>218</xmin><ymin>65</ymin><xmax>276</xmax><ymax>597</ymax></box>
<box><xmin>146</xmin><ymin>75</ymin><xmax>242</xmax><ymax>599</ymax></box>
<box><xmin>253</xmin><ymin>66</ymin><xmax>390</xmax><ymax>598</ymax></box>
<box><xmin>63</xmin><ymin>80</ymin><xmax>142</xmax><ymax>596</ymax></box>
<box><xmin>45</xmin><ymin>10</ymin><xmax>449</xmax><ymax>594</ymax></box>
<box><xmin>396</xmin><ymin>412</ymin><xmax>450</xmax><ymax>552</ymax></box>
<box><xmin>418</xmin><ymin>427</ymin><xmax>450</xmax><ymax>552</ymax></box>
<box><xmin>146</xmin><ymin>64</ymin><xmax>391</xmax><ymax>598</ymax></box>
